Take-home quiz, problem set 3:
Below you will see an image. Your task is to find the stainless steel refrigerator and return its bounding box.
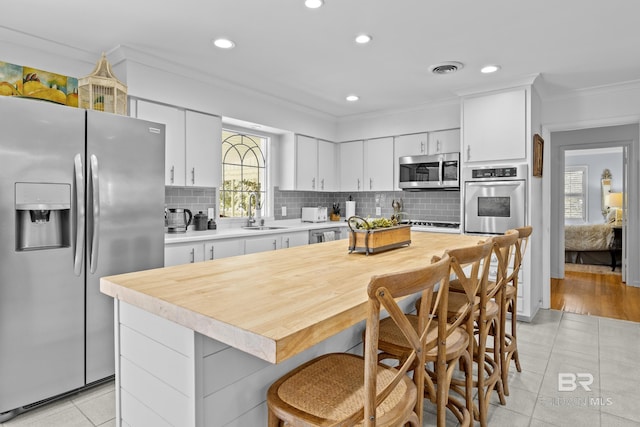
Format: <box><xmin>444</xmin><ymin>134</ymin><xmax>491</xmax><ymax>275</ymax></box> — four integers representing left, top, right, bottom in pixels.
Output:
<box><xmin>0</xmin><ymin>96</ymin><xmax>165</xmax><ymax>416</ymax></box>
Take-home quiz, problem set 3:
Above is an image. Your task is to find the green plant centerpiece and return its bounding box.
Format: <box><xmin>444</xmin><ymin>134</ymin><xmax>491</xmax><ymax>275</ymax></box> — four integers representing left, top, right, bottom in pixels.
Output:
<box><xmin>347</xmin><ymin>215</ymin><xmax>410</xmax><ymax>255</ymax></box>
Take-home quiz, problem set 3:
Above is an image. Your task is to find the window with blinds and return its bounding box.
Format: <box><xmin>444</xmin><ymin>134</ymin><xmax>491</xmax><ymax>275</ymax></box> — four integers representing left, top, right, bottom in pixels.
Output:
<box><xmin>565</xmin><ymin>166</ymin><xmax>587</xmax><ymax>220</ymax></box>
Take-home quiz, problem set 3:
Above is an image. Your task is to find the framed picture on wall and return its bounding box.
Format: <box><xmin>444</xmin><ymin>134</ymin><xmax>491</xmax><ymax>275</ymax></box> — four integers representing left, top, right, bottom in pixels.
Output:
<box><xmin>533</xmin><ymin>133</ymin><xmax>544</xmax><ymax>177</ymax></box>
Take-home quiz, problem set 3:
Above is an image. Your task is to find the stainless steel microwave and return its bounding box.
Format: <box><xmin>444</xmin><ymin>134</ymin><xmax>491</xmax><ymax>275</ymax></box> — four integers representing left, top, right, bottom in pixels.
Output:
<box><xmin>398</xmin><ymin>152</ymin><xmax>460</xmax><ymax>190</ymax></box>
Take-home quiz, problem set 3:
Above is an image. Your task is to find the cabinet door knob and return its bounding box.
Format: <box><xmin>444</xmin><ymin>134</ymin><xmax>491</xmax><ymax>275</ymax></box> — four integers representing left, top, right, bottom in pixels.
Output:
<box><xmin>210</xmin><ymin>246</ymin><xmax>214</xmax><ymax>260</ymax></box>
<box><xmin>370</xmin><ymin>178</ymin><xmax>373</xmax><ymax>190</ymax></box>
<box><xmin>191</xmin><ymin>167</ymin><xmax>195</xmax><ymax>185</ymax></box>
<box><xmin>357</xmin><ymin>178</ymin><xmax>361</xmax><ymax>190</ymax></box>
<box><xmin>285</xmin><ymin>238</ymin><xmax>290</xmax><ymax>248</ymax></box>
<box><xmin>312</xmin><ymin>177</ymin><xmax>315</xmax><ymax>189</ymax></box>
<box><xmin>466</xmin><ymin>145</ymin><xmax>471</xmax><ymax>161</ymax></box>
<box><xmin>170</xmin><ymin>166</ymin><xmax>175</xmax><ymax>184</ymax></box>
<box><xmin>321</xmin><ymin>178</ymin><xmax>324</xmax><ymax>190</ymax></box>
<box><xmin>190</xmin><ymin>248</ymin><xmax>195</xmax><ymax>263</ymax></box>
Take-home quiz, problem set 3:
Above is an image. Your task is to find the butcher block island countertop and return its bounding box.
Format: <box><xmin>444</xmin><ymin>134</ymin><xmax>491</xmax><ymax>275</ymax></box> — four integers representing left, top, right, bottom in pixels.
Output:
<box><xmin>101</xmin><ymin>232</ymin><xmax>481</xmax><ymax>364</ymax></box>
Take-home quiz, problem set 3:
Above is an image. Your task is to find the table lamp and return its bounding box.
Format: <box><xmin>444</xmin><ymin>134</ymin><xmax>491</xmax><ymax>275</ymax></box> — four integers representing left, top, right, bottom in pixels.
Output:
<box><xmin>606</xmin><ymin>192</ymin><xmax>623</xmax><ymax>225</ymax></box>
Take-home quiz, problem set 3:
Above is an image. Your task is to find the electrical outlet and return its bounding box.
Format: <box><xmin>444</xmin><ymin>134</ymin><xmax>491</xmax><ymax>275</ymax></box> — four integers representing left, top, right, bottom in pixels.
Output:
<box><xmin>375</xmin><ymin>206</ymin><xmax>381</xmax><ymax>216</ymax></box>
<box><xmin>282</xmin><ymin>206</ymin><xmax>287</xmax><ymax>216</ymax></box>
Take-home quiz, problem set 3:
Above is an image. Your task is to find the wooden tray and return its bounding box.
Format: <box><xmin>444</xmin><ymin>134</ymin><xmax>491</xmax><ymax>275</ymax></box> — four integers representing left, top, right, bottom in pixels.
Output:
<box><xmin>347</xmin><ymin>216</ymin><xmax>411</xmax><ymax>255</ymax></box>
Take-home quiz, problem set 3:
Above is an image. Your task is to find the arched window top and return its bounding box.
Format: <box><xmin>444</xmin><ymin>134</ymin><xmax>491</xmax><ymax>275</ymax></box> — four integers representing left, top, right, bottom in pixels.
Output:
<box><xmin>222</xmin><ymin>133</ymin><xmax>265</xmax><ymax>167</ymax></box>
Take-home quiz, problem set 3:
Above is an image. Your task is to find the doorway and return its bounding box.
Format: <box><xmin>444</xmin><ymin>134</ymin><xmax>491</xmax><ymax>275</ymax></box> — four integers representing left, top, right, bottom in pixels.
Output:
<box><xmin>563</xmin><ymin>147</ymin><xmax>625</xmax><ymax>278</ymax></box>
<box><xmin>547</xmin><ymin>124</ymin><xmax>639</xmax><ymax>319</ymax></box>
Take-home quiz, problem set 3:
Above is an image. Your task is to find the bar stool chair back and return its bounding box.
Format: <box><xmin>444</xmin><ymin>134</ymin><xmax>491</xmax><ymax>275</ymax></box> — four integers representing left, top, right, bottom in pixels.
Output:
<box><xmin>487</xmin><ymin>229</ymin><xmax>519</xmax><ymax>396</ymax></box>
<box><xmin>502</xmin><ymin>226</ymin><xmax>533</xmax><ymax>388</ymax></box>
<box><xmin>267</xmin><ymin>254</ymin><xmax>453</xmax><ymax>426</ymax></box>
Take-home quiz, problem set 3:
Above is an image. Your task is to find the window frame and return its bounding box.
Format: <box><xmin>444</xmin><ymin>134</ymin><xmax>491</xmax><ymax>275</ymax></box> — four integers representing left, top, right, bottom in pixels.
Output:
<box><xmin>564</xmin><ymin>165</ymin><xmax>588</xmax><ymax>222</ymax></box>
<box><xmin>220</xmin><ymin>129</ymin><xmax>270</xmax><ymax>219</ymax></box>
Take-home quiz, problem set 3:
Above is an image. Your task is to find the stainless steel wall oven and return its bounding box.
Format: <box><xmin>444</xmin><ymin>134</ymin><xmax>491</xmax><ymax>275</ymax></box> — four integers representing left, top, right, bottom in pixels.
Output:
<box><xmin>463</xmin><ymin>164</ymin><xmax>527</xmax><ymax>235</ymax></box>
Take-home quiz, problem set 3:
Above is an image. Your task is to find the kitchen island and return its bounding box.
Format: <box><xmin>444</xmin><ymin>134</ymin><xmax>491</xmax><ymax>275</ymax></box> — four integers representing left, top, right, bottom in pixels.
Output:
<box><xmin>100</xmin><ymin>232</ymin><xmax>482</xmax><ymax>426</ymax></box>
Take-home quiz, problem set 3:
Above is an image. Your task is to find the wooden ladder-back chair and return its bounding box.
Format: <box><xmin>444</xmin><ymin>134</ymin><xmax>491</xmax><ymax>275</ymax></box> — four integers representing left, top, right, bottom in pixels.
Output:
<box><xmin>375</xmin><ymin>240</ymin><xmax>498</xmax><ymax>427</ymax></box>
<box><xmin>442</xmin><ymin>239</ymin><xmax>505</xmax><ymax>427</ymax></box>
<box><xmin>485</xmin><ymin>229</ymin><xmax>520</xmax><ymax>397</ymax></box>
<box><xmin>267</xmin><ymin>254</ymin><xmax>452</xmax><ymax>427</ymax></box>
<box><xmin>502</xmin><ymin>225</ymin><xmax>532</xmax><ymax>391</ymax></box>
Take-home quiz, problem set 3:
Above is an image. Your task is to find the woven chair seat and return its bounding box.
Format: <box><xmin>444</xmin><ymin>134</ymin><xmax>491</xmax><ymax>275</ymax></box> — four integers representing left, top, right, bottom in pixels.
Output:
<box><xmin>378</xmin><ymin>315</ymin><xmax>470</xmax><ymax>359</ymax></box>
<box><xmin>271</xmin><ymin>352</ymin><xmax>416</xmax><ymax>425</ymax></box>
<box><xmin>504</xmin><ymin>284</ymin><xmax>516</xmax><ymax>300</ymax></box>
<box><xmin>450</xmin><ymin>278</ymin><xmax>499</xmax><ymax>295</ymax></box>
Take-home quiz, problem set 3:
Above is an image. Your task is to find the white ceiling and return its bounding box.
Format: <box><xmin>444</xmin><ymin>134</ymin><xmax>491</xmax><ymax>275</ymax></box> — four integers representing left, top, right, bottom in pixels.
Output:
<box><xmin>3</xmin><ymin>0</ymin><xmax>640</xmax><ymax>118</ymax></box>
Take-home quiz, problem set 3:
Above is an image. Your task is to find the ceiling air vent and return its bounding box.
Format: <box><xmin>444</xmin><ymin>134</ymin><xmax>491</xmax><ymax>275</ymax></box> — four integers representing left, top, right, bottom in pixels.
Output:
<box><xmin>429</xmin><ymin>61</ymin><xmax>464</xmax><ymax>75</ymax></box>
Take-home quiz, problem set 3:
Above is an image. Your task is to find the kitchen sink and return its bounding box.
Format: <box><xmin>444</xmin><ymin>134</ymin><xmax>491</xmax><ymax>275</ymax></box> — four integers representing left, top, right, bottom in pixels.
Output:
<box><xmin>241</xmin><ymin>226</ymin><xmax>289</xmax><ymax>231</ymax></box>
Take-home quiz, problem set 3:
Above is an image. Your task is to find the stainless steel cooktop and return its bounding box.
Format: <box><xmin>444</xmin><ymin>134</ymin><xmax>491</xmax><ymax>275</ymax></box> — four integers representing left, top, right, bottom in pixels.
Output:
<box><xmin>406</xmin><ymin>220</ymin><xmax>461</xmax><ymax>233</ymax></box>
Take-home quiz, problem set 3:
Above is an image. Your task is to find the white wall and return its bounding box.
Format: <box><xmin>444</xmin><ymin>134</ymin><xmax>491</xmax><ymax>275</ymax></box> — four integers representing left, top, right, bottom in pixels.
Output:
<box><xmin>0</xmin><ymin>28</ymin><xmax>96</xmax><ymax>83</ymax></box>
<box><xmin>336</xmin><ymin>98</ymin><xmax>460</xmax><ymax>141</ymax></box>
<box><xmin>0</xmin><ymin>28</ymin><xmax>338</xmax><ymax>143</ymax></box>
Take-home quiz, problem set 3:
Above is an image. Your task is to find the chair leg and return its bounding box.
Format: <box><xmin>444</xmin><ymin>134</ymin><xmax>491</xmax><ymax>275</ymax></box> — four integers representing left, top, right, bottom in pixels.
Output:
<box><xmin>500</xmin><ymin>297</ymin><xmax>510</xmax><ymax>397</ymax></box>
<box><xmin>267</xmin><ymin>408</ymin><xmax>281</xmax><ymax>427</ymax></box>
<box><xmin>510</xmin><ymin>301</ymin><xmax>522</xmax><ymax>372</ymax></box>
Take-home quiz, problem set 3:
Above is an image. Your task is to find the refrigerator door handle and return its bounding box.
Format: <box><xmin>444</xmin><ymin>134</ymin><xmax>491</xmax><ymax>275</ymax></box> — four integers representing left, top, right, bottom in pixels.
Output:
<box><xmin>73</xmin><ymin>154</ymin><xmax>85</xmax><ymax>276</ymax></box>
<box><xmin>89</xmin><ymin>154</ymin><xmax>100</xmax><ymax>274</ymax></box>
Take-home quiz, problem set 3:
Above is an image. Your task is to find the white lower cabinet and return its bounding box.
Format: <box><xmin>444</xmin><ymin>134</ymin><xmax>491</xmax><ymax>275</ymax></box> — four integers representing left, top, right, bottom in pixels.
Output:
<box><xmin>165</xmin><ymin>243</ymin><xmax>205</xmax><ymax>267</ymax></box>
<box><xmin>244</xmin><ymin>236</ymin><xmax>281</xmax><ymax>254</ymax></box>
<box><xmin>165</xmin><ymin>230</ymin><xmax>317</xmax><ymax>266</ymax></box>
<box><xmin>281</xmin><ymin>231</ymin><xmax>309</xmax><ymax>249</ymax></box>
<box><xmin>204</xmin><ymin>240</ymin><xmax>244</xmax><ymax>261</ymax></box>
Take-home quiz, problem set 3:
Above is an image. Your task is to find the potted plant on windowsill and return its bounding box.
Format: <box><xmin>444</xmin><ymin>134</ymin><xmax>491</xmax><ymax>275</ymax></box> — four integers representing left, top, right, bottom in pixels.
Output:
<box><xmin>330</xmin><ymin>202</ymin><xmax>341</xmax><ymax>221</ymax></box>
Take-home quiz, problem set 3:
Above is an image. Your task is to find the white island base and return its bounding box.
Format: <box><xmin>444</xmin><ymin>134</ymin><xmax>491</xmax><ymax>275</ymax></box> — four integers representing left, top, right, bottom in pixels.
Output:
<box><xmin>115</xmin><ymin>299</ymin><xmax>412</xmax><ymax>426</ymax></box>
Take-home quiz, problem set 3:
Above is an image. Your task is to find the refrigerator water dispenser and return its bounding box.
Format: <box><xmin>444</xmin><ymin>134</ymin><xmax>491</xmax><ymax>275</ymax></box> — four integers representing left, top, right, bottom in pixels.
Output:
<box><xmin>15</xmin><ymin>182</ymin><xmax>71</xmax><ymax>251</ymax></box>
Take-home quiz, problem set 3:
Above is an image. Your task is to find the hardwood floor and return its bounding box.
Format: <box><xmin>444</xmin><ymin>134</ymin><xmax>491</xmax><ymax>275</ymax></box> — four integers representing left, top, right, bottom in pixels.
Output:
<box><xmin>551</xmin><ymin>264</ymin><xmax>640</xmax><ymax>322</ymax></box>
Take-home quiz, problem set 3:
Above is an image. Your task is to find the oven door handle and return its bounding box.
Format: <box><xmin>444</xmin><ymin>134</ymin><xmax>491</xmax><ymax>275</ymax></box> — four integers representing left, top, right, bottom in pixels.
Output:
<box><xmin>438</xmin><ymin>158</ymin><xmax>443</xmax><ymax>184</ymax></box>
<box><xmin>466</xmin><ymin>181</ymin><xmax>523</xmax><ymax>188</ymax></box>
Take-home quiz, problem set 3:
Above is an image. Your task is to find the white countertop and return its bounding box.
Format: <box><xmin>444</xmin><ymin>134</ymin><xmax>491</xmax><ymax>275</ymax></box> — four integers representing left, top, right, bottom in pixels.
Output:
<box><xmin>164</xmin><ymin>219</ymin><xmax>349</xmax><ymax>244</ymax></box>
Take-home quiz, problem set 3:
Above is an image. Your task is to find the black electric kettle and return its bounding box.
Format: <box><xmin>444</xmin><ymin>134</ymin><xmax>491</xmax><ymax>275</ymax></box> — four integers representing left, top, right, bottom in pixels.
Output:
<box><xmin>165</xmin><ymin>208</ymin><xmax>192</xmax><ymax>233</ymax></box>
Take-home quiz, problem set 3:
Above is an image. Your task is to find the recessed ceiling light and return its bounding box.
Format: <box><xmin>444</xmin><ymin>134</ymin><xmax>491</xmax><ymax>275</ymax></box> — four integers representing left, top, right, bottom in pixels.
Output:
<box><xmin>355</xmin><ymin>34</ymin><xmax>372</xmax><ymax>44</ymax></box>
<box><xmin>481</xmin><ymin>65</ymin><xmax>501</xmax><ymax>74</ymax></box>
<box><xmin>429</xmin><ymin>61</ymin><xmax>464</xmax><ymax>75</ymax></box>
<box><xmin>212</xmin><ymin>38</ymin><xmax>235</xmax><ymax>49</ymax></box>
<box><xmin>346</xmin><ymin>95</ymin><xmax>359</xmax><ymax>102</ymax></box>
<box><xmin>305</xmin><ymin>0</ymin><xmax>324</xmax><ymax>8</ymax></box>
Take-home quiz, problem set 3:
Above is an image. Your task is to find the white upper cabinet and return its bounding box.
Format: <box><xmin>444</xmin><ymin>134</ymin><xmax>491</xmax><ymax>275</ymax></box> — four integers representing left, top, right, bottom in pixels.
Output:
<box><xmin>185</xmin><ymin>110</ymin><xmax>221</xmax><ymax>188</ymax></box>
<box><xmin>317</xmin><ymin>139</ymin><xmax>337</xmax><ymax>191</ymax></box>
<box><xmin>364</xmin><ymin>137</ymin><xmax>394</xmax><ymax>191</ymax></box>
<box><xmin>428</xmin><ymin>129</ymin><xmax>460</xmax><ymax>154</ymax></box>
<box><xmin>136</xmin><ymin>100</ymin><xmax>186</xmax><ymax>186</ymax></box>
<box><xmin>135</xmin><ymin>100</ymin><xmax>221</xmax><ymax>187</ymax></box>
<box><xmin>296</xmin><ymin>135</ymin><xmax>319</xmax><ymax>191</ymax></box>
<box><xmin>395</xmin><ymin>133</ymin><xmax>428</xmax><ymax>157</ymax></box>
<box><xmin>339</xmin><ymin>140</ymin><xmax>364</xmax><ymax>192</ymax></box>
<box><xmin>288</xmin><ymin>135</ymin><xmax>337</xmax><ymax>192</ymax></box>
<box><xmin>462</xmin><ymin>89</ymin><xmax>526</xmax><ymax>163</ymax></box>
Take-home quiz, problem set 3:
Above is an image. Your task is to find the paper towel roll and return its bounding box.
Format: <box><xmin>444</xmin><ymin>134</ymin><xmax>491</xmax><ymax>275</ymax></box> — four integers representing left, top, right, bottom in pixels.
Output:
<box><xmin>345</xmin><ymin>201</ymin><xmax>356</xmax><ymax>219</ymax></box>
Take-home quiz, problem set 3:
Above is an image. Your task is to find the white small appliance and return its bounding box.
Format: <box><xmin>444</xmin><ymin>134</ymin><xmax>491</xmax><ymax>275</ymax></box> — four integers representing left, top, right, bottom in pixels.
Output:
<box><xmin>301</xmin><ymin>207</ymin><xmax>328</xmax><ymax>223</ymax></box>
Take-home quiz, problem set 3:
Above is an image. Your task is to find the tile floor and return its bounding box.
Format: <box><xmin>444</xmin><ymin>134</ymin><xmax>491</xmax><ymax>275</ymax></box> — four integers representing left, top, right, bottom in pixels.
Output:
<box><xmin>1</xmin><ymin>309</ymin><xmax>638</xmax><ymax>426</ymax></box>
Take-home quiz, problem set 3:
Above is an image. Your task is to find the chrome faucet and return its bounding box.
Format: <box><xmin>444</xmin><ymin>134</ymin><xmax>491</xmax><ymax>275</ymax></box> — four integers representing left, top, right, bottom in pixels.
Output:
<box><xmin>247</xmin><ymin>192</ymin><xmax>258</xmax><ymax>226</ymax></box>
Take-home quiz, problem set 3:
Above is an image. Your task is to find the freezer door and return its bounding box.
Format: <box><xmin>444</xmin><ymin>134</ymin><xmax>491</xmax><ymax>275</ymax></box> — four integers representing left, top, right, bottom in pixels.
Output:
<box><xmin>85</xmin><ymin>111</ymin><xmax>165</xmax><ymax>383</ymax></box>
<box><xmin>0</xmin><ymin>97</ymin><xmax>85</xmax><ymax>412</ymax></box>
